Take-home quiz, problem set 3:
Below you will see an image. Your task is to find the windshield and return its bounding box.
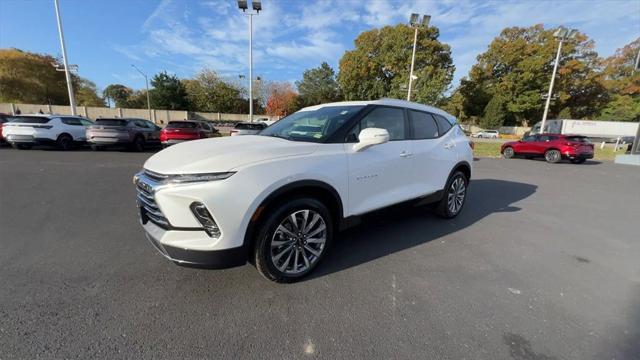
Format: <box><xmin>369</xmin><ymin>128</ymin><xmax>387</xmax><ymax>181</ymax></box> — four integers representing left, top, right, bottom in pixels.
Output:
<box><xmin>9</xmin><ymin>116</ymin><xmax>51</xmax><ymax>124</ymax></box>
<box><xmin>167</xmin><ymin>121</ymin><xmax>197</xmax><ymax>129</ymax></box>
<box><xmin>259</xmin><ymin>105</ymin><xmax>364</xmax><ymax>142</ymax></box>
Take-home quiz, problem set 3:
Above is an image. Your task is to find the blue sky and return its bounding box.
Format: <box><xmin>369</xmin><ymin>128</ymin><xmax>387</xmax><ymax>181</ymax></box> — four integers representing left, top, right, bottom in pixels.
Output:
<box><xmin>1</xmin><ymin>0</ymin><xmax>639</xmax><ymax>94</ymax></box>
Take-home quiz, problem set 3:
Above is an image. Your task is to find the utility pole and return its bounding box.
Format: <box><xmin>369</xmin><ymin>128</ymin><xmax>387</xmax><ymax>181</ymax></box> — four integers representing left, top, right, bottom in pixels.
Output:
<box><xmin>132</xmin><ymin>65</ymin><xmax>152</xmax><ymax>122</ymax></box>
<box><xmin>540</xmin><ymin>27</ymin><xmax>577</xmax><ymax>134</ymax></box>
<box><xmin>53</xmin><ymin>0</ymin><xmax>76</xmax><ymax>116</ymax></box>
<box><xmin>238</xmin><ymin>1</ymin><xmax>261</xmax><ymax>122</ymax></box>
<box><xmin>407</xmin><ymin>13</ymin><xmax>430</xmax><ymax>102</ymax></box>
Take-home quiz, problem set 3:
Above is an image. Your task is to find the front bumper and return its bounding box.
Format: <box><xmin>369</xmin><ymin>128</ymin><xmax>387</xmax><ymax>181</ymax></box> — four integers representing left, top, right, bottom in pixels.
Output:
<box><xmin>143</xmin><ymin>221</ymin><xmax>246</xmax><ymax>268</ymax></box>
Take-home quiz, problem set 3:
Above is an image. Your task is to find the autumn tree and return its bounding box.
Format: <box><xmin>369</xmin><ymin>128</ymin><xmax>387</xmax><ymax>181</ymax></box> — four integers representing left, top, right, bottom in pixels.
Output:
<box><xmin>597</xmin><ymin>38</ymin><xmax>640</xmax><ymax>121</ymax></box>
<box><xmin>296</xmin><ymin>62</ymin><xmax>341</xmax><ymax>106</ymax></box>
<box><xmin>103</xmin><ymin>84</ymin><xmax>133</xmax><ymax>107</ymax></box>
<box><xmin>459</xmin><ymin>25</ymin><xmax>607</xmax><ymax>126</ymax></box>
<box><xmin>265</xmin><ymin>82</ymin><xmax>299</xmax><ymax>116</ymax></box>
<box><xmin>338</xmin><ymin>24</ymin><xmax>454</xmax><ymax>105</ymax></box>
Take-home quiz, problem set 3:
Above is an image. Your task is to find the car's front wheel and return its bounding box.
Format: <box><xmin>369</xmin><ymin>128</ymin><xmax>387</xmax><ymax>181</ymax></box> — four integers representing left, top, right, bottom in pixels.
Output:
<box><xmin>56</xmin><ymin>134</ymin><xmax>73</xmax><ymax>150</ymax></box>
<box><xmin>503</xmin><ymin>146</ymin><xmax>515</xmax><ymax>159</ymax></box>
<box><xmin>254</xmin><ymin>198</ymin><xmax>333</xmax><ymax>283</ymax></box>
<box><xmin>436</xmin><ymin>171</ymin><xmax>468</xmax><ymax>219</ymax></box>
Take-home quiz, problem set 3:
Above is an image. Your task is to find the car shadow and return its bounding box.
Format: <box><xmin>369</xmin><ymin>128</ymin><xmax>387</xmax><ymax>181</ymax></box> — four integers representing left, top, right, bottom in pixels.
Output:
<box><xmin>305</xmin><ymin>179</ymin><xmax>537</xmax><ymax>280</ymax></box>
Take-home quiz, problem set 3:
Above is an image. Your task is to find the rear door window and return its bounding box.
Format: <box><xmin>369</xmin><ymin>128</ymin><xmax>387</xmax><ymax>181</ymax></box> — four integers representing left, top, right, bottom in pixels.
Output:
<box><xmin>409</xmin><ymin>110</ymin><xmax>439</xmax><ymax>139</ymax></box>
<box><xmin>61</xmin><ymin>117</ymin><xmax>82</xmax><ymax>126</ymax></box>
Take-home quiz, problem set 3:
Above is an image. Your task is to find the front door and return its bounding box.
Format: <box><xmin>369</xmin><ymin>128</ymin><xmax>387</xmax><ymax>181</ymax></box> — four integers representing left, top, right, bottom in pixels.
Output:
<box><xmin>346</xmin><ymin>106</ymin><xmax>415</xmax><ymax>216</ymax></box>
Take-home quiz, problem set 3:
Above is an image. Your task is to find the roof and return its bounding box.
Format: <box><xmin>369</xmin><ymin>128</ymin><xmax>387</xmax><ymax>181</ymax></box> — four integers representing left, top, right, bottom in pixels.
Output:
<box><xmin>12</xmin><ymin>113</ymin><xmax>81</xmax><ymax>118</ymax></box>
<box><xmin>299</xmin><ymin>98</ymin><xmax>456</xmax><ymax>121</ymax></box>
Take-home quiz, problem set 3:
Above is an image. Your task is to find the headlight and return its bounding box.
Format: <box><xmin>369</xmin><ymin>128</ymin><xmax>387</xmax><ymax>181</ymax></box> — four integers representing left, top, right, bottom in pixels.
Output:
<box><xmin>167</xmin><ymin>172</ymin><xmax>235</xmax><ymax>184</ymax></box>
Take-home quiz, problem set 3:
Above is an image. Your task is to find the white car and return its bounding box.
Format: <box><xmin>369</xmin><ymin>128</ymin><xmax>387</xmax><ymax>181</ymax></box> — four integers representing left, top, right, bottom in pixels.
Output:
<box><xmin>472</xmin><ymin>130</ymin><xmax>499</xmax><ymax>139</ymax></box>
<box><xmin>3</xmin><ymin>114</ymin><xmax>93</xmax><ymax>150</ymax></box>
<box><xmin>229</xmin><ymin>122</ymin><xmax>268</xmax><ymax>136</ymax></box>
<box><xmin>133</xmin><ymin>99</ymin><xmax>473</xmax><ymax>282</ymax></box>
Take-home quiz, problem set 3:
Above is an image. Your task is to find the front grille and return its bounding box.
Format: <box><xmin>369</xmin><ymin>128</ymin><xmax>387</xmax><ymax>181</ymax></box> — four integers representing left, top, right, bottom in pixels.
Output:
<box><xmin>136</xmin><ymin>181</ymin><xmax>170</xmax><ymax>229</ymax></box>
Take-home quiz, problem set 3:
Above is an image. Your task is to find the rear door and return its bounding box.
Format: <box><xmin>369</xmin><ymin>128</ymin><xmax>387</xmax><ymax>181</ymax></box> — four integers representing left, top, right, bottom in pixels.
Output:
<box><xmin>409</xmin><ymin>110</ymin><xmax>454</xmax><ymax>193</ymax></box>
<box><xmin>61</xmin><ymin>117</ymin><xmax>87</xmax><ymax>141</ymax></box>
<box><xmin>346</xmin><ymin>106</ymin><xmax>416</xmax><ymax>215</ymax></box>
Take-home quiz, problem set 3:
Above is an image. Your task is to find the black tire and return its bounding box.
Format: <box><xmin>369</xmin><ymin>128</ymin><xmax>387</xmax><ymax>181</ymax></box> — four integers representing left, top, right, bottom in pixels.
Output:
<box><xmin>544</xmin><ymin>149</ymin><xmax>561</xmax><ymax>163</ymax></box>
<box><xmin>12</xmin><ymin>143</ymin><xmax>32</xmax><ymax>150</ymax></box>
<box><xmin>435</xmin><ymin>170</ymin><xmax>469</xmax><ymax>219</ymax></box>
<box><xmin>90</xmin><ymin>144</ymin><xmax>104</xmax><ymax>151</ymax></box>
<box><xmin>502</xmin><ymin>146</ymin><xmax>515</xmax><ymax>159</ymax></box>
<box><xmin>56</xmin><ymin>134</ymin><xmax>73</xmax><ymax>150</ymax></box>
<box><xmin>131</xmin><ymin>136</ymin><xmax>145</xmax><ymax>152</ymax></box>
<box><xmin>570</xmin><ymin>158</ymin><xmax>586</xmax><ymax>164</ymax></box>
<box><xmin>254</xmin><ymin>197</ymin><xmax>333</xmax><ymax>283</ymax></box>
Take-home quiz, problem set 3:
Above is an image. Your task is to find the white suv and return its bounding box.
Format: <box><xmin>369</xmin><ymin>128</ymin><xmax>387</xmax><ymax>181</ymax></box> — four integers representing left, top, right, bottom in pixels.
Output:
<box><xmin>3</xmin><ymin>114</ymin><xmax>93</xmax><ymax>150</ymax></box>
<box><xmin>133</xmin><ymin>99</ymin><xmax>473</xmax><ymax>282</ymax></box>
<box><xmin>472</xmin><ymin>129</ymin><xmax>499</xmax><ymax>139</ymax></box>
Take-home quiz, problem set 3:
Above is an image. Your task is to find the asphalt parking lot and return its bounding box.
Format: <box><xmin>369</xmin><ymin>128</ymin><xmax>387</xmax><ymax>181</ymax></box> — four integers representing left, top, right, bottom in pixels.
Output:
<box><xmin>1</xmin><ymin>148</ymin><xmax>638</xmax><ymax>359</ymax></box>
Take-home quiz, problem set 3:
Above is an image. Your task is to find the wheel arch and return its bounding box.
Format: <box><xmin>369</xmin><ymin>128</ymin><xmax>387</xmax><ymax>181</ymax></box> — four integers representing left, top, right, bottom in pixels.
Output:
<box><xmin>57</xmin><ymin>132</ymin><xmax>73</xmax><ymax>140</ymax></box>
<box><xmin>243</xmin><ymin>180</ymin><xmax>345</xmax><ymax>256</ymax></box>
<box><xmin>449</xmin><ymin>160</ymin><xmax>472</xmax><ymax>183</ymax></box>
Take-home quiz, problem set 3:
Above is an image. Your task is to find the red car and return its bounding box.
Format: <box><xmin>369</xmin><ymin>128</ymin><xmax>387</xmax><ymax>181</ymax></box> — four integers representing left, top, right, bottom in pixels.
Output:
<box><xmin>160</xmin><ymin>120</ymin><xmax>220</xmax><ymax>147</ymax></box>
<box><xmin>501</xmin><ymin>134</ymin><xmax>594</xmax><ymax>164</ymax></box>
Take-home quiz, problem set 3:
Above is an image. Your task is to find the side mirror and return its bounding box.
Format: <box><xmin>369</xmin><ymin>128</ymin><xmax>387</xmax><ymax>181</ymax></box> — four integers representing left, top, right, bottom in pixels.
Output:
<box><xmin>352</xmin><ymin>127</ymin><xmax>389</xmax><ymax>152</ymax></box>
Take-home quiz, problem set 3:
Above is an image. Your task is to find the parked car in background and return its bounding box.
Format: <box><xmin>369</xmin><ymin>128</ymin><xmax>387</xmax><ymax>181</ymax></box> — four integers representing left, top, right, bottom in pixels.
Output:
<box><xmin>230</xmin><ymin>122</ymin><xmax>268</xmax><ymax>136</ymax></box>
<box><xmin>472</xmin><ymin>130</ymin><xmax>499</xmax><ymax>139</ymax></box>
<box><xmin>3</xmin><ymin>114</ymin><xmax>93</xmax><ymax>150</ymax></box>
<box><xmin>531</xmin><ymin>119</ymin><xmax>639</xmax><ymax>142</ymax></box>
<box><xmin>501</xmin><ymin>134</ymin><xmax>594</xmax><ymax>163</ymax></box>
<box><xmin>133</xmin><ymin>99</ymin><xmax>473</xmax><ymax>282</ymax></box>
<box><xmin>0</xmin><ymin>113</ymin><xmax>10</xmax><ymax>144</ymax></box>
<box><xmin>160</xmin><ymin>120</ymin><xmax>221</xmax><ymax>147</ymax></box>
<box><xmin>87</xmin><ymin>118</ymin><xmax>161</xmax><ymax>151</ymax></box>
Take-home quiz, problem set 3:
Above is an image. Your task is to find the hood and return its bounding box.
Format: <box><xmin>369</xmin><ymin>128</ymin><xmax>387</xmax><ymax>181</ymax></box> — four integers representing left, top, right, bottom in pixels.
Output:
<box><xmin>143</xmin><ymin>135</ymin><xmax>319</xmax><ymax>174</ymax></box>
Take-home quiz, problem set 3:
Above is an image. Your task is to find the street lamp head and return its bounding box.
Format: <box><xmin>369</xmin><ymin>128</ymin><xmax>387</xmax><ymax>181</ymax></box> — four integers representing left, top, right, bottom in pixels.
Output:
<box><xmin>252</xmin><ymin>0</ymin><xmax>262</xmax><ymax>12</ymax></box>
<box><xmin>553</xmin><ymin>26</ymin><xmax>568</xmax><ymax>39</ymax></box>
<box><xmin>409</xmin><ymin>13</ymin><xmax>419</xmax><ymax>26</ymax></box>
<box><xmin>237</xmin><ymin>0</ymin><xmax>248</xmax><ymax>11</ymax></box>
<box><xmin>567</xmin><ymin>29</ymin><xmax>578</xmax><ymax>40</ymax></box>
<box><xmin>421</xmin><ymin>15</ymin><xmax>431</xmax><ymax>27</ymax></box>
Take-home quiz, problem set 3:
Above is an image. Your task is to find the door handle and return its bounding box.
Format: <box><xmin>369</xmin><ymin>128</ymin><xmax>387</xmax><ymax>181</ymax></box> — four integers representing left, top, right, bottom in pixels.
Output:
<box><xmin>444</xmin><ymin>142</ymin><xmax>455</xmax><ymax>149</ymax></box>
<box><xmin>400</xmin><ymin>151</ymin><xmax>413</xmax><ymax>158</ymax></box>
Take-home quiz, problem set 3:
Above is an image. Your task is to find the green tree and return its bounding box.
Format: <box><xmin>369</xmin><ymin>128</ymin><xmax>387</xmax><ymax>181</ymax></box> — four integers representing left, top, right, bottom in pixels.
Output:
<box><xmin>125</xmin><ymin>90</ymin><xmax>149</xmax><ymax>109</ymax></box>
<box><xmin>338</xmin><ymin>24</ymin><xmax>454</xmax><ymax>105</ymax></box>
<box><xmin>149</xmin><ymin>71</ymin><xmax>189</xmax><ymax>110</ymax></box>
<box><xmin>440</xmin><ymin>89</ymin><xmax>468</xmax><ymax>123</ymax></box>
<box><xmin>296</xmin><ymin>62</ymin><xmax>341</xmax><ymax>106</ymax></box>
<box><xmin>184</xmin><ymin>70</ymin><xmax>246</xmax><ymax>113</ymax></box>
<box><xmin>0</xmin><ymin>48</ymin><xmax>69</xmax><ymax>104</ymax></box>
<box><xmin>480</xmin><ymin>95</ymin><xmax>509</xmax><ymax>129</ymax></box>
<box><xmin>460</xmin><ymin>25</ymin><xmax>606</xmax><ymax>125</ymax></box>
<box><xmin>74</xmin><ymin>78</ymin><xmax>105</xmax><ymax>107</ymax></box>
<box><xmin>103</xmin><ymin>84</ymin><xmax>133</xmax><ymax>107</ymax></box>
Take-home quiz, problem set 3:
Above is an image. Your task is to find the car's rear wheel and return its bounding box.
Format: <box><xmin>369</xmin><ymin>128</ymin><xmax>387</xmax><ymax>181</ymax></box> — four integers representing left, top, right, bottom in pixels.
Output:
<box><xmin>56</xmin><ymin>134</ymin><xmax>73</xmax><ymax>150</ymax></box>
<box><xmin>254</xmin><ymin>198</ymin><xmax>333</xmax><ymax>283</ymax></box>
<box><xmin>436</xmin><ymin>171</ymin><xmax>468</xmax><ymax>219</ymax></box>
<box><xmin>570</xmin><ymin>158</ymin><xmax>586</xmax><ymax>164</ymax></box>
<box><xmin>544</xmin><ymin>149</ymin><xmax>561</xmax><ymax>163</ymax></box>
<box><xmin>503</xmin><ymin>146</ymin><xmax>515</xmax><ymax>159</ymax></box>
<box><xmin>131</xmin><ymin>136</ymin><xmax>145</xmax><ymax>152</ymax></box>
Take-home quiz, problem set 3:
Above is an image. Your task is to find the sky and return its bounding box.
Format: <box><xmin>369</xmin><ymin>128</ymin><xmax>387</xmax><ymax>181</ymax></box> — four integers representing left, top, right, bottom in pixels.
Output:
<box><xmin>1</xmin><ymin>0</ymin><xmax>639</xmax><ymax>94</ymax></box>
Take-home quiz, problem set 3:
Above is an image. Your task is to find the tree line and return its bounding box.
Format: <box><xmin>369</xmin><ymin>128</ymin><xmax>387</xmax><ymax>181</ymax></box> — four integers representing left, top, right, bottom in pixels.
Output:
<box><xmin>1</xmin><ymin>23</ymin><xmax>638</xmax><ymax>126</ymax></box>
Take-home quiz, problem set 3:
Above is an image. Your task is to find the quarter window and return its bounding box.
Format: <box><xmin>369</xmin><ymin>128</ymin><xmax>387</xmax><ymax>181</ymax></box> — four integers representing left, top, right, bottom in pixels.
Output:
<box><xmin>62</xmin><ymin>117</ymin><xmax>82</xmax><ymax>126</ymax></box>
<box><xmin>409</xmin><ymin>110</ymin><xmax>439</xmax><ymax>139</ymax></box>
<box><xmin>434</xmin><ymin>114</ymin><xmax>452</xmax><ymax>134</ymax></box>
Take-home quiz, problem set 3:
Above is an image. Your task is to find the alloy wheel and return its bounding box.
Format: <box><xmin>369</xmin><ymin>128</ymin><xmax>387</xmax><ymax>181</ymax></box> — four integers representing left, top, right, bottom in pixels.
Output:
<box><xmin>503</xmin><ymin>147</ymin><xmax>514</xmax><ymax>158</ymax></box>
<box><xmin>447</xmin><ymin>176</ymin><xmax>466</xmax><ymax>215</ymax></box>
<box><xmin>270</xmin><ymin>209</ymin><xmax>327</xmax><ymax>275</ymax></box>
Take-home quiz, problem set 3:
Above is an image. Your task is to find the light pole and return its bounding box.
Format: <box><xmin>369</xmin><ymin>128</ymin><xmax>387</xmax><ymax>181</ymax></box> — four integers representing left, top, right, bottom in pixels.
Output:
<box><xmin>53</xmin><ymin>0</ymin><xmax>77</xmax><ymax>116</ymax></box>
<box><xmin>131</xmin><ymin>64</ymin><xmax>152</xmax><ymax>121</ymax></box>
<box><xmin>238</xmin><ymin>0</ymin><xmax>261</xmax><ymax>122</ymax></box>
<box><xmin>539</xmin><ymin>26</ymin><xmax>578</xmax><ymax>134</ymax></box>
<box><xmin>407</xmin><ymin>13</ymin><xmax>430</xmax><ymax>102</ymax></box>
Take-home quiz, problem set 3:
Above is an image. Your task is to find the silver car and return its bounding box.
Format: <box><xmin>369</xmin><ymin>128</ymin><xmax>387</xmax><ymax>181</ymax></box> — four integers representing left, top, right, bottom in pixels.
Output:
<box><xmin>229</xmin><ymin>122</ymin><xmax>268</xmax><ymax>136</ymax></box>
